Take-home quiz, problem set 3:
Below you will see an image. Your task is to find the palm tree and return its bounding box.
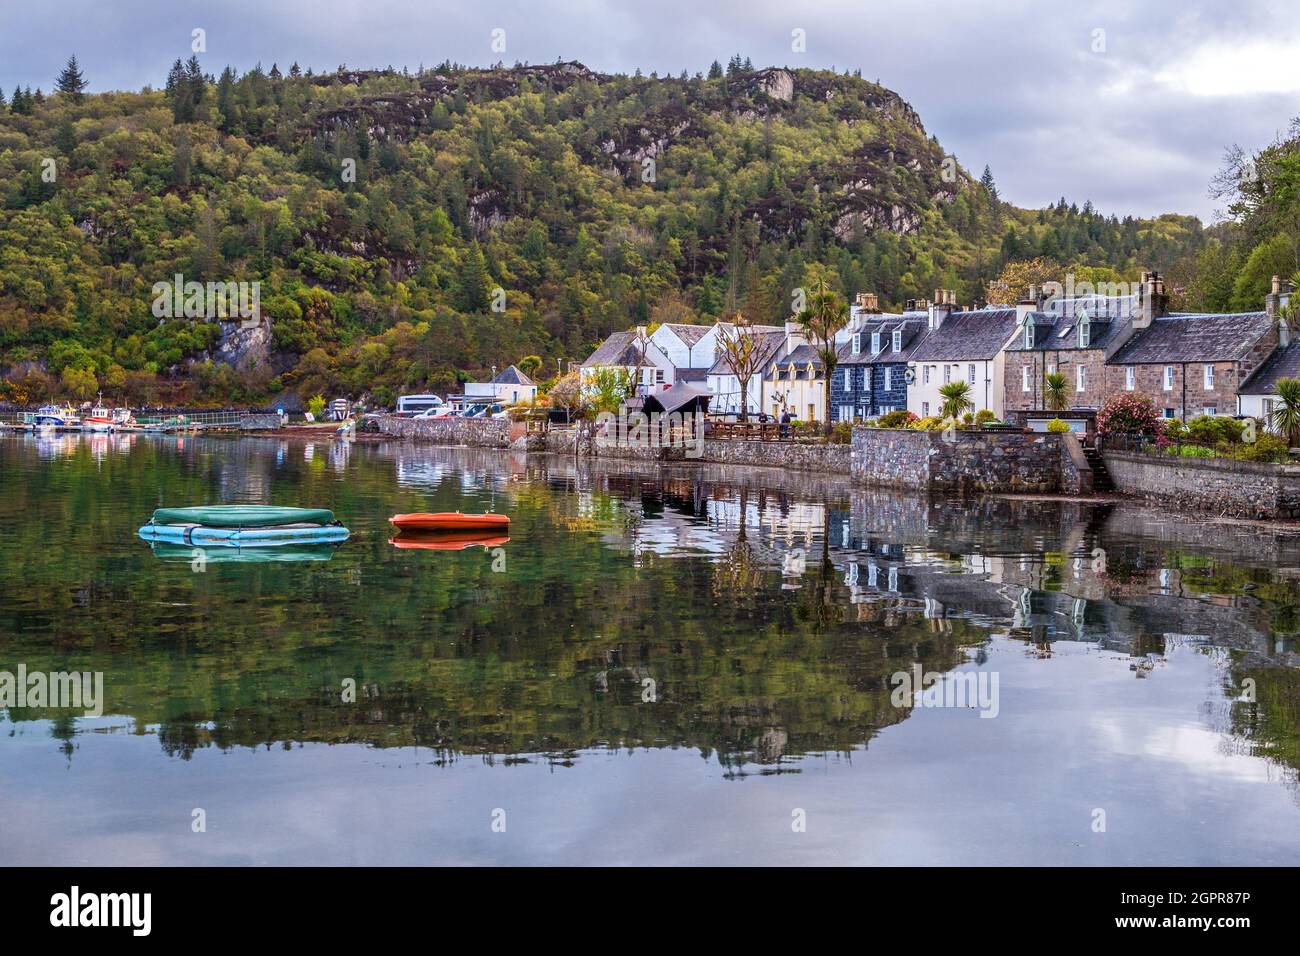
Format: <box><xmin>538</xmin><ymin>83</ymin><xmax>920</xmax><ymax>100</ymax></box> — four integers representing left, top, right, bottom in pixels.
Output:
<box><xmin>938</xmin><ymin>380</ymin><xmax>974</xmax><ymax>420</ymax></box>
<box><xmin>1043</xmin><ymin>371</ymin><xmax>1069</xmax><ymax>412</ymax></box>
<box><xmin>1270</xmin><ymin>376</ymin><xmax>1300</xmax><ymax>448</ymax></box>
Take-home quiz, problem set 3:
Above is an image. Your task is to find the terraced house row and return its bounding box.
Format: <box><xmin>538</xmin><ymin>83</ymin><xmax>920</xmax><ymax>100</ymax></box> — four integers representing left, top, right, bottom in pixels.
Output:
<box><xmin>580</xmin><ymin>272</ymin><xmax>1296</xmax><ymax>426</ymax></box>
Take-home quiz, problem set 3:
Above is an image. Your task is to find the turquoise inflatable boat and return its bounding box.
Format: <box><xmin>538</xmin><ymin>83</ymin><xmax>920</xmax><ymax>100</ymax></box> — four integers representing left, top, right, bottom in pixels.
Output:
<box><xmin>138</xmin><ymin>505</ymin><xmax>350</xmax><ymax>547</ymax></box>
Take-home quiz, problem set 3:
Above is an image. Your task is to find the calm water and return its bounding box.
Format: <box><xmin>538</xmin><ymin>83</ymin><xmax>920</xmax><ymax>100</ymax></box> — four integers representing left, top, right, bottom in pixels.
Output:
<box><xmin>3</xmin><ymin>431</ymin><xmax>1300</xmax><ymax>865</ymax></box>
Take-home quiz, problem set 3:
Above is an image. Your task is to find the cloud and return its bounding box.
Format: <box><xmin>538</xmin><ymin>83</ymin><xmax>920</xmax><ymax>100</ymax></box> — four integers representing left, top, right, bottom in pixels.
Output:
<box><xmin>1</xmin><ymin>0</ymin><xmax>1295</xmax><ymax>220</ymax></box>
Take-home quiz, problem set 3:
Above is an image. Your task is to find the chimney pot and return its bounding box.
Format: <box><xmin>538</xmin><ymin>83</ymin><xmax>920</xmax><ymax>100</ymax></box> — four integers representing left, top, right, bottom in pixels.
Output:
<box><xmin>1273</xmin><ymin>275</ymin><xmax>1282</xmax><ymax>295</ymax></box>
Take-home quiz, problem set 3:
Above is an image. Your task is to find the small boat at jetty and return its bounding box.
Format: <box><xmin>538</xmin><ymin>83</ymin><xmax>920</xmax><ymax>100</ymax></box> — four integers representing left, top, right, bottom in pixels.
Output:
<box><xmin>32</xmin><ymin>404</ymin><xmax>80</xmax><ymax>429</ymax></box>
<box><xmin>389</xmin><ymin>512</ymin><xmax>510</xmax><ymax>532</ymax></box>
<box><xmin>138</xmin><ymin>505</ymin><xmax>350</xmax><ymax>546</ymax></box>
<box><xmin>389</xmin><ymin>531</ymin><xmax>510</xmax><ymax>551</ymax></box>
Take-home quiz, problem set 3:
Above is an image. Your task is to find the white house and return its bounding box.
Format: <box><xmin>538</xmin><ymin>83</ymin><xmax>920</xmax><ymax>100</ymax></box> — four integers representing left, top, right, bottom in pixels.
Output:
<box><xmin>649</xmin><ymin>323</ymin><xmax>716</xmax><ymax>371</ymax></box>
<box><xmin>580</xmin><ymin>327</ymin><xmax>677</xmax><ymax>394</ymax></box>
<box><xmin>699</xmin><ymin>323</ymin><xmax>782</xmax><ymax>416</ymax></box>
<box><xmin>906</xmin><ymin>298</ymin><xmax>1021</xmax><ymax>420</ymax></box>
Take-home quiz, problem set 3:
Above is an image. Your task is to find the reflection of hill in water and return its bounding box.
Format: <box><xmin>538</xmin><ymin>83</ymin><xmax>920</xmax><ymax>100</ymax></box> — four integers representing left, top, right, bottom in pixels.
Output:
<box><xmin>3</xmin><ymin>439</ymin><xmax>1299</xmax><ymax>770</ymax></box>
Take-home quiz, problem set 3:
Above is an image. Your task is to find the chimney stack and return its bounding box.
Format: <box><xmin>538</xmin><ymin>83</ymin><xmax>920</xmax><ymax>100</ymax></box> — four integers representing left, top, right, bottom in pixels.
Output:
<box><xmin>929</xmin><ymin>291</ymin><xmax>955</xmax><ymax>331</ymax></box>
<box><xmin>855</xmin><ymin>292</ymin><xmax>880</xmax><ymax>313</ymax></box>
<box><xmin>1266</xmin><ymin>274</ymin><xmax>1292</xmax><ymax>322</ymax></box>
<box><xmin>1132</xmin><ymin>269</ymin><xmax>1167</xmax><ymax>330</ymax></box>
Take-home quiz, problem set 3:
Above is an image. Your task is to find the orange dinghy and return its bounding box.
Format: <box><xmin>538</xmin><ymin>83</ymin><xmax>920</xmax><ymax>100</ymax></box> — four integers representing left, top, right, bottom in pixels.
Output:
<box><xmin>389</xmin><ymin>512</ymin><xmax>510</xmax><ymax>532</ymax></box>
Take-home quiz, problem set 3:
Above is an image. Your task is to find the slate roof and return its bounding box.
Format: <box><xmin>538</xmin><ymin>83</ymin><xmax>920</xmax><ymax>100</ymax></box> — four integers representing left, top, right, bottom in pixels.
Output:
<box><xmin>1239</xmin><ymin>343</ymin><xmax>1300</xmax><ymax>394</ymax></box>
<box><xmin>674</xmin><ymin>367</ymin><xmax>709</xmax><ymax>383</ymax></box>
<box><xmin>908</xmin><ymin>308</ymin><xmax>1020</xmax><ymax>362</ymax></box>
<box><xmin>1007</xmin><ymin>310</ymin><xmax>1126</xmax><ymax>353</ymax></box>
<box><xmin>661</xmin><ymin>323</ymin><xmax>711</xmax><ymax>346</ymax></box>
<box><xmin>838</xmin><ymin>318</ymin><xmax>930</xmax><ymax>364</ymax></box>
<box><xmin>582</xmin><ymin>331</ymin><xmax>666</xmax><ymax>368</ymax></box>
<box><xmin>775</xmin><ymin>343</ymin><xmax>826</xmax><ymax>368</ymax></box>
<box><xmin>490</xmin><ymin>364</ymin><xmax>534</xmax><ymax>386</ymax></box>
<box><xmin>1108</xmin><ymin>312</ymin><xmax>1272</xmax><ymax>364</ymax></box>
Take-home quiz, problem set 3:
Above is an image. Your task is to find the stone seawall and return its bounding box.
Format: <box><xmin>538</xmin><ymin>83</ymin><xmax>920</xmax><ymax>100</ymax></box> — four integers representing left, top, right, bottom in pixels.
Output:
<box><xmin>377</xmin><ymin>414</ymin><xmax>512</xmax><ymax>447</ymax></box>
<box><xmin>1102</xmin><ymin>450</ymin><xmax>1300</xmax><ymax>519</ymax></box>
<box><xmin>851</xmin><ymin>428</ymin><xmax>1076</xmax><ymax>494</ymax></box>
<box><xmin>376</xmin><ymin>417</ymin><xmax>1088</xmax><ymax>495</ymax></box>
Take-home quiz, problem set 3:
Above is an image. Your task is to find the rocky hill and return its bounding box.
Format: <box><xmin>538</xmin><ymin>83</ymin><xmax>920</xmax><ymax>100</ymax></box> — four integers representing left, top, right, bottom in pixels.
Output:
<box><xmin>0</xmin><ymin>58</ymin><xmax>1205</xmax><ymax>406</ymax></box>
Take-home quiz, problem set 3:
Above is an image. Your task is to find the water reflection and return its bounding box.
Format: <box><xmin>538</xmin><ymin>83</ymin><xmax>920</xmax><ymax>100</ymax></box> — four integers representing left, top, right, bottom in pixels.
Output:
<box><xmin>1</xmin><ymin>433</ymin><xmax>1300</xmax><ymax>799</ymax></box>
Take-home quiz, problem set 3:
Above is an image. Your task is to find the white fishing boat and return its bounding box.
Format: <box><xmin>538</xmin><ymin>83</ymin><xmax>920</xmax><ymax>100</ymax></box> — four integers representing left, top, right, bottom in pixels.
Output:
<box><xmin>32</xmin><ymin>404</ymin><xmax>81</xmax><ymax>429</ymax></box>
<box><xmin>81</xmin><ymin>394</ymin><xmax>135</xmax><ymax>433</ymax></box>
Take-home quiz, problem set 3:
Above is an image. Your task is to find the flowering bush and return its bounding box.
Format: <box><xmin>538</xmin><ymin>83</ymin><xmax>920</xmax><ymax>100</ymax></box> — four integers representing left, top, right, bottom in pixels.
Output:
<box><xmin>1046</xmin><ymin>418</ymin><xmax>1070</xmax><ymax>433</ymax></box>
<box><xmin>1096</xmin><ymin>393</ymin><xmax>1161</xmax><ymax>438</ymax></box>
<box><xmin>876</xmin><ymin>410</ymin><xmax>917</xmax><ymax>429</ymax></box>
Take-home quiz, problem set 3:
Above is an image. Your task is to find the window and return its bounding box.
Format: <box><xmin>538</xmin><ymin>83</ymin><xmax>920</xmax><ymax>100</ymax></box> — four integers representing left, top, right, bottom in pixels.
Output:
<box><xmin>655</xmin><ymin>369</ymin><xmax>665</xmax><ymax>384</ymax></box>
<box><xmin>892</xmin><ymin>329</ymin><xmax>902</xmax><ymax>352</ymax></box>
<box><xmin>1164</xmin><ymin>366</ymin><xmax>1175</xmax><ymax>390</ymax></box>
<box><xmin>864</xmin><ymin>368</ymin><xmax>872</xmax><ymax>389</ymax></box>
<box><xmin>883</xmin><ymin>367</ymin><xmax>892</xmax><ymax>390</ymax></box>
<box><xmin>1047</xmin><ymin>364</ymin><xmax>1056</xmax><ymax>376</ymax></box>
<box><xmin>1125</xmin><ymin>367</ymin><xmax>1135</xmax><ymax>391</ymax></box>
<box><xmin>922</xmin><ymin>402</ymin><xmax>930</xmax><ymax>417</ymax></box>
<box><xmin>968</xmin><ymin>364</ymin><xmax>976</xmax><ymax>384</ymax></box>
<box><xmin>871</xmin><ymin>332</ymin><xmax>881</xmax><ymax>354</ymax></box>
<box><xmin>923</xmin><ymin>365</ymin><xmax>931</xmax><ymax>385</ymax></box>
<box><xmin>1204</xmin><ymin>406</ymin><xmax>1217</xmax><ymax>417</ymax></box>
<box><xmin>1077</xmin><ymin>320</ymin><xmax>1090</xmax><ymax>348</ymax></box>
<box><xmin>1204</xmin><ymin>364</ymin><xmax>1215</xmax><ymax>390</ymax></box>
<box><xmin>1076</xmin><ymin>364</ymin><xmax>1086</xmax><ymax>392</ymax></box>
<box><xmin>1024</xmin><ymin>322</ymin><xmax>1034</xmax><ymax>348</ymax></box>
<box><xmin>943</xmin><ymin>365</ymin><xmax>951</xmax><ymax>384</ymax></box>
<box><xmin>1022</xmin><ymin>366</ymin><xmax>1031</xmax><ymax>391</ymax></box>
<box><xmin>1163</xmin><ymin>408</ymin><xmax>1175</xmax><ymax>419</ymax></box>
<box><xmin>852</xmin><ymin>333</ymin><xmax>861</xmax><ymax>355</ymax></box>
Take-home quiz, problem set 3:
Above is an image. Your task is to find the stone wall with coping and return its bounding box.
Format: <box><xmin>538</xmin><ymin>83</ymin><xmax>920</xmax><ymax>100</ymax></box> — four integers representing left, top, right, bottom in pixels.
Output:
<box><xmin>1102</xmin><ymin>449</ymin><xmax>1300</xmax><ymax>519</ymax></box>
<box><xmin>851</xmin><ymin>427</ymin><xmax>1073</xmax><ymax>493</ymax></box>
<box><xmin>376</xmin><ymin>414</ymin><xmax>512</xmax><ymax>447</ymax></box>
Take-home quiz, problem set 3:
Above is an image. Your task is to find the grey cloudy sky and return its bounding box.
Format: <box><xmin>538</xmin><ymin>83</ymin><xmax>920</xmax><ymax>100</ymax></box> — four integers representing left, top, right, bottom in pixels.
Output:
<box><xmin>2</xmin><ymin>0</ymin><xmax>1296</xmax><ymax>222</ymax></box>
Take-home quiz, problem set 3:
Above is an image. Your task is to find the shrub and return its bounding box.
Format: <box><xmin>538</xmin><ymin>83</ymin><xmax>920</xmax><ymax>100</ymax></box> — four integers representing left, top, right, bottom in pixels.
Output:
<box><xmin>1097</xmin><ymin>393</ymin><xmax>1161</xmax><ymax>438</ymax></box>
<box><xmin>1163</xmin><ymin>418</ymin><xmax>1187</xmax><ymax>441</ymax></box>
<box><xmin>975</xmin><ymin>409</ymin><xmax>996</xmax><ymax>426</ymax></box>
<box><xmin>961</xmin><ymin>412</ymin><xmax>975</xmax><ymax>425</ymax></box>
<box><xmin>1046</xmin><ymin>418</ymin><xmax>1070</xmax><ymax>433</ymax></box>
<box><xmin>829</xmin><ymin>421</ymin><xmax>853</xmax><ymax>444</ymax></box>
<box><xmin>876</xmin><ymin>410</ymin><xmax>917</xmax><ymax>429</ymax></box>
<box><xmin>909</xmin><ymin>416</ymin><xmax>947</xmax><ymax>431</ymax></box>
<box><xmin>307</xmin><ymin>394</ymin><xmax>326</xmax><ymax>418</ymax></box>
<box><xmin>1233</xmin><ymin>433</ymin><xmax>1290</xmax><ymax>462</ymax></box>
<box><xmin>1186</xmin><ymin>414</ymin><xmax>1244</xmax><ymax>446</ymax></box>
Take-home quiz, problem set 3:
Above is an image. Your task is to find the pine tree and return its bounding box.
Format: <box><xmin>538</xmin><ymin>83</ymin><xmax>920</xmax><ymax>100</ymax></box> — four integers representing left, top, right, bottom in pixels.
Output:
<box><xmin>56</xmin><ymin>55</ymin><xmax>88</xmax><ymax>101</ymax></box>
<box><xmin>0</xmin><ymin>87</ymin><xmax>7</xmax><ymax>112</ymax></box>
<box><xmin>289</xmin><ymin>62</ymin><xmax>301</xmax><ymax>77</ymax></box>
<box><xmin>456</xmin><ymin>243</ymin><xmax>490</xmax><ymax>312</ymax></box>
<box><xmin>707</xmin><ymin>60</ymin><xmax>723</xmax><ymax>79</ymax></box>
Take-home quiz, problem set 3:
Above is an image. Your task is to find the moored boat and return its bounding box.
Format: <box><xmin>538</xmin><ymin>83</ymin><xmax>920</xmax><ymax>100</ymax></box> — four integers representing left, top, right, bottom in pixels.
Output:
<box><xmin>32</xmin><ymin>404</ymin><xmax>81</xmax><ymax>429</ymax></box>
<box><xmin>138</xmin><ymin>505</ymin><xmax>349</xmax><ymax>547</ymax></box>
<box><xmin>390</xmin><ymin>512</ymin><xmax>510</xmax><ymax>532</ymax></box>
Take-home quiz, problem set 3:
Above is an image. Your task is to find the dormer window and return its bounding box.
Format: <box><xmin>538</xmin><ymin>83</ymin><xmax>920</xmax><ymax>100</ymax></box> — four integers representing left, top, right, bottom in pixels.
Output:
<box><xmin>1077</xmin><ymin>314</ymin><xmax>1090</xmax><ymax>348</ymax></box>
<box><xmin>1024</xmin><ymin>321</ymin><xmax>1035</xmax><ymax>349</ymax></box>
<box><xmin>871</xmin><ymin>331</ymin><xmax>882</xmax><ymax>354</ymax></box>
<box><xmin>852</xmin><ymin>333</ymin><xmax>861</xmax><ymax>355</ymax></box>
<box><xmin>892</xmin><ymin>329</ymin><xmax>902</xmax><ymax>352</ymax></box>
